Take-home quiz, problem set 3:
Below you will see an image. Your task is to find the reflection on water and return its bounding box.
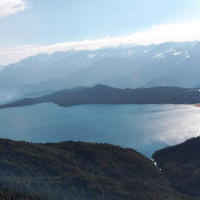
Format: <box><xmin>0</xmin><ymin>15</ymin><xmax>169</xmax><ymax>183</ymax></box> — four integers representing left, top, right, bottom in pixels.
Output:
<box><xmin>0</xmin><ymin>103</ymin><xmax>199</xmax><ymax>157</ymax></box>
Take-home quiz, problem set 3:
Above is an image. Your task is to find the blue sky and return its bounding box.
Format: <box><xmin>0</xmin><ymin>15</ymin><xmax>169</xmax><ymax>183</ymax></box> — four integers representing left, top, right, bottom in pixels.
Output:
<box><xmin>0</xmin><ymin>0</ymin><xmax>200</xmax><ymax>65</ymax></box>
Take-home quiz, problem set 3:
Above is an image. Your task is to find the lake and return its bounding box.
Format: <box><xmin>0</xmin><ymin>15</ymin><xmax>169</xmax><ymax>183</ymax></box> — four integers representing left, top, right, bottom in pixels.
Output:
<box><xmin>0</xmin><ymin>103</ymin><xmax>199</xmax><ymax>157</ymax></box>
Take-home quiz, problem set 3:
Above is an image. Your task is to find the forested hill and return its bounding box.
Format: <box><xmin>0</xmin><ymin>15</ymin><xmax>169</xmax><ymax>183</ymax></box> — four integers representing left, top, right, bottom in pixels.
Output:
<box><xmin>153</xmin><ymin>136</ymin><xmax>200</xmax><ymax>198</ymax></box>
<box><xmin>0</xmin><ymin>138</ymin><xmax>181</xmax><ymax>200</ymax></box>
<box><xmin>1</xmin><ymin>85</ymin><xmax>200</xmax><ymax>109</ymax></box>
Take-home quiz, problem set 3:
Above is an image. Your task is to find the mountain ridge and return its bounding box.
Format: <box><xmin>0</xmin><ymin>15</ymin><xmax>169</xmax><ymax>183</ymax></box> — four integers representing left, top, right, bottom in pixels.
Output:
<box><xmin>153</xmin><ymin>136</ymin><xmax>200</xmax><ymax>198</ymax></box>
<box><xmin>1</xmin><ymin>41</ymin><xmax>200</xmax><ymax>103</ymax></box>
<box><xmin>1</xmin><ymin>85</ymin><xmax>200</xmax><ymax>109</ymax></box>
<box><xmin>0</xmin><ymin>138</ymin><xmax>182</xmax><ymax>200</ymax></box>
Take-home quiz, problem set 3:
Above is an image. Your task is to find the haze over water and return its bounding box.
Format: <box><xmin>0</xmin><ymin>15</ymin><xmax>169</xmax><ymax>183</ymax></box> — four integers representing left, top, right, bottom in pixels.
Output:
<box><xmin>0</xmin><ymin>103</ymin><xmax>199</xmax><ymax>157</ymax></box>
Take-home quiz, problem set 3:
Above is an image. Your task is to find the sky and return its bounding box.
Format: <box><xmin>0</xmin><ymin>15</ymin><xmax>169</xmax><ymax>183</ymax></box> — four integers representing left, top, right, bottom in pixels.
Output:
<box><xmin>0</xmin><ymin>0</ymin><xmax>200</xmax><ymax>65</ymax></box>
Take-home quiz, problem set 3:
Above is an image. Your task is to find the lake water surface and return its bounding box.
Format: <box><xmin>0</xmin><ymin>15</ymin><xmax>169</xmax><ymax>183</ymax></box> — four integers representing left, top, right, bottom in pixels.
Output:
<box><xmin>0</xmin><ymin>103</ymin><xmax>200</xmax><ymax>157</ymax></box>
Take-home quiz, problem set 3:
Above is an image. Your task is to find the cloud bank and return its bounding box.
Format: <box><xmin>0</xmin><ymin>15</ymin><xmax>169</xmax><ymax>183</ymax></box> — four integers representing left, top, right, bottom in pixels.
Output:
<box><xmin>1</xmin><ymin>20</ymin><xmax>200</xmax><ymax>65</ymax></box>
<box><xmin>0</xmin><ymin>0</ymin><xmax>29</xmax><ymax>18</ymax></box>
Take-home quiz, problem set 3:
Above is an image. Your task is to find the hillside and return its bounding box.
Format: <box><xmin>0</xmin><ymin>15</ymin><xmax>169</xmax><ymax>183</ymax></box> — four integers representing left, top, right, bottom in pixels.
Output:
<box><xmin>153</xmin><ymin>136</ymin><xmax>200</xmax><ymax>198</ymax></box>
<box><xmin>1</xmin><ymin>85</ymin><xmax>200</xmax><ymax>109</ymax></box>
<box><xmin>0</xmin><ymin>138</ymin><xmax>181</xmax><ymax>200</ymax></box>
<box><xmin>0</xmin><ymin>187</ymin><xmax>42</xmax><ymax>200</ymax></box>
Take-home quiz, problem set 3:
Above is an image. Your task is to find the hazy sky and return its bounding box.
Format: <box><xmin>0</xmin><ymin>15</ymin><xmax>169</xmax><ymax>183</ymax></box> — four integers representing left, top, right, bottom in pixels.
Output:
<box><xmin>0</xmin><ymin>0</ymin><xmax>200</xmax><ymax>65</ymax></box>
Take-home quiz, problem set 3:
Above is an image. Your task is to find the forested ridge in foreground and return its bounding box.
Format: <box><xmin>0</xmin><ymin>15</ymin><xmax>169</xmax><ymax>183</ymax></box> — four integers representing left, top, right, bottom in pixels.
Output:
<box><xmin>0</xmin><ymin>138</ymin><xmax>183</xmax><ymax>200</ymax></box>
<box><xmin>153</xmin><ymin>136</ymin><xmax>200</xmax><ymax>198</ymax></box>
<box><xmin>1</xmin><ymin>136</ymin><xmax>200</xmax><ymax>199</ymax></box>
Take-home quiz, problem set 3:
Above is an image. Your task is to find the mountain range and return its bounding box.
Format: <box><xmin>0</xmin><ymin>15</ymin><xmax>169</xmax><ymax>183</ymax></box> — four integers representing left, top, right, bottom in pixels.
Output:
<box><xmin>1</xmin><ymin>85</ymin><xmax>200</xmax><ymax>109</ymax></box>
<box><xmin>1</xmin><ymin>41</ymin><xmax>200</xmax><ymax>103</ymax></box>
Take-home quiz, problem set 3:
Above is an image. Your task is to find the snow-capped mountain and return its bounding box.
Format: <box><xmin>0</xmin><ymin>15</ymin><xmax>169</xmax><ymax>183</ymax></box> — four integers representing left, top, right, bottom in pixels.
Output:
<box><xmin>104</xmin><ymin>41</ymin><xmax>200</xmax><ymax>89</ymax></box>
<box><xmin>0</xmin><ymin>41</ymin><xmax>200</xmax><ymax>101</ymax></box>
<box><xmin>0</xmin><ymin>45</ymin><xmax>152</xmax><ymax>90</ymax></box>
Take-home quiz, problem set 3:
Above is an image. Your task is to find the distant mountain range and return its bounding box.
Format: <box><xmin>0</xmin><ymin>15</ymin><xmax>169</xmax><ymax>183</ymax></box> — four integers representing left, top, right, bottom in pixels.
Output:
<box><xmin>1</xmin><ymin>85</ymin><xmax>200</xmax><ymax>109</ymax></box>
<box><xmin>1</xmin><ymin>41</ymin><xmax>200</xmax><ymax>102</ymax></box>
<box><xmin>0</xmin><ymin>45</ymin><xmax>151</xmax><ymax>90</ymax></box>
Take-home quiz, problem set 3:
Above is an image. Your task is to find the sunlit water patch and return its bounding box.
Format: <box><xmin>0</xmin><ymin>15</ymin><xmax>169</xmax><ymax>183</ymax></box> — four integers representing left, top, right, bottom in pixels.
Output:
<box><xmin>0</xmin><ymin>103</ymin><xmax>199</xmax><ymax>157</ymax></box>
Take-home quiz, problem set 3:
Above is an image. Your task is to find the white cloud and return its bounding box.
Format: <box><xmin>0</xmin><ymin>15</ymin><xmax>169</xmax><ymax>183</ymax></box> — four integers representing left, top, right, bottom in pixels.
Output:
<box><xmin>1</xmin><ymin>19</ymin><xmax>200</xmax><ymax>65</ymax></box>
<box><xmin>0</xmin><ymin>0</ymin><xmax>29</xmax><ymax>18</ymax></box>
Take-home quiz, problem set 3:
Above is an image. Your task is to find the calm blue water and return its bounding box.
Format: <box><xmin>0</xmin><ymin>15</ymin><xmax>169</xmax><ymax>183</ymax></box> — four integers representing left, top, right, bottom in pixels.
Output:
<box><xmin>0</xmin><ymin>103</ymin><xmax>200</xmax><ymax>157</ymax></box>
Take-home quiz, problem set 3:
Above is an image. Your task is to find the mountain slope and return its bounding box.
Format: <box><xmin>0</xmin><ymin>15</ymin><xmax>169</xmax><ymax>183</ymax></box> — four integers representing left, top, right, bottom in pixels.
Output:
<box><xmin>16</xmin><ymin>41</ymin><xmax>200</xmax><ymax>95</ymax></box>
<box><xmin>0</xmin><ymin>65</ymin><xmax>4</xmax><ymax>72</ymax></box>
<box><xmin>153</xmin><ymin>136</ymin><xmax>200</xmax><ymax>197</ymax></box>
<box><xmin>20</xmin><ymin>56</ymin><xmax>145</xmax><ymax>94</ymax></box>
<box><xmin>0</xmin><ymin>138</ymin><xmax>181</xmax><ymax>200</ymax></box>
<box><xmin>0</xmin><ymin>186</ymin><xmax>42</xmax><ymax>200</ymax></box>
<box><xmin>1</xmin><ymin>85</ymin><xmax>200</xmax><ymax>109</ymax></box>
<box><xmin>0</xmin><ymin>45</ymin><xmax>150</xmax><ymax>91</ymax></box>
<box><xmin>0</xmin><ymin>50</ymin><xmax>103</xmax><ymax>90</ymax></box>
<box><xmin>141</xmin><ymin>42</ymin><xmax>200</xmax><ymax>88</ymax></box>
<box><xmin>1</xmin><ymin>41</ymin><xmax>200</xmax><ymax>103</ymax></box>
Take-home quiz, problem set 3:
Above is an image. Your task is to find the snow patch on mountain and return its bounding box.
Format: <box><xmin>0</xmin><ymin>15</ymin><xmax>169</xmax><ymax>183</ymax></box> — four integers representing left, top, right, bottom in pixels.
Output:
<box><xmin>87</xmin><ymin>54</ymin><xmax>96</xmax><ymax>59</ymax></box>
<box><xmin>176</xmin><ymin>52</ymin><xmax>190</xmax><ymax>64</ymax></box>
<box><xmin>126</xmin><ymin>50</ymin><xmax>134</xmax><ymax>57</ymax></box>
<box><xmin>173</xmin><ymin>50</ymin><xmax>181</xmax><ymax>56</ymax></box>
<box><xmin>154</xmin><ymin>53</ymin><xmax>164</xmax><ymax>60</ymax></box>
<box><xmin>166</xmin><ymin>48</ymin><xmax>181</xmax><ymax>56</ymax></box>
